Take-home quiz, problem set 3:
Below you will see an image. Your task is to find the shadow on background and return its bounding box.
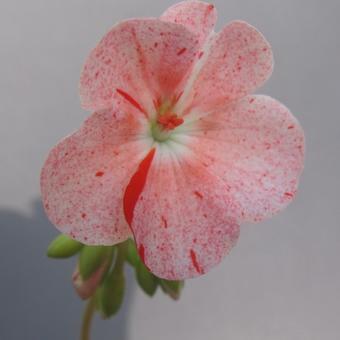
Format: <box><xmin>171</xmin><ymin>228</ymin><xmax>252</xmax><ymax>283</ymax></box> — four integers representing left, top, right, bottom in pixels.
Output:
<box><xmin>0</xmin><ymin>200</ymin><xmax>135</xmax><ymax>340</ymax></box>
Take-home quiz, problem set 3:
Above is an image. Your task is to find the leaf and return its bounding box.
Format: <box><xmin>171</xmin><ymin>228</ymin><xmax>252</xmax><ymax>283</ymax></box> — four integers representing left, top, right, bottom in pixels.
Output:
<box><xmin>79</xmin><ymin>246</ymin><xmax>112</xmax><ymax>280</ymax></box>
<box><xmin>97</xmin><ymin>271</ymin><xmax>125</xmax><ymax>318</ymax></box>
<box><xmin>47</xmin><ymin>234</ymin><xmax>83</xmax><ymax>258</ymax></box>
<box><xmin>136</xmin><ymin>261</ymin><xmax>158</xmax><ymax>297</ymax></box>
<box><xmin>160</xmin><ymin>279</ymin><xmax>184</xmax><ymax>300</ymax></box>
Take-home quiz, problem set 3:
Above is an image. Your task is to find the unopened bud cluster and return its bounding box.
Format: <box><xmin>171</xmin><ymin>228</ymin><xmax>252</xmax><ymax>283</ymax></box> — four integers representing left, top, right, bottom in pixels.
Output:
<box><xmin>47</xmin><ymin>235</ymin><xmax>184</xmax><ymax>318</ymax></box>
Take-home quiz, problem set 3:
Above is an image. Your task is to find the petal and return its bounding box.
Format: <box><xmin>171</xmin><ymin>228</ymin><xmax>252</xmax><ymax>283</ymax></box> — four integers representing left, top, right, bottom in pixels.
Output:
<box><xmin>80</xmin><ymin>19</ymin><xmax>200</xmax><ymax>113</ymax></box>
<box><xmin>40</xmin><ymin>104</ymin><xmax>152</xmax><ymax>245</ymax></box>
<box><xmin>186</xmin><ymin>95</ymin><xmax>305</xmax><ymax>222</ymax></box>
<box><xmin>161</xmin><ymin>1</ymin><xmax>217</xmax><ymax>46</ymax></box>
<box><xmin>127</xmin><ymin>147</ymin><xmax>240</xmax><ymax>280</ymax></box>
<box><xmin>182</xmin><ymin>21</ymin><xmax>273</xmax><ymax>113</ymax></box>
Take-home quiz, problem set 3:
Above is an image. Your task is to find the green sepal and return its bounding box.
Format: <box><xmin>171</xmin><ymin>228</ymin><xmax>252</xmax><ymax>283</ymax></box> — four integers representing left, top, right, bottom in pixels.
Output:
<box><xmin>96</xmin><ymin>271</ymin><xmax>125</xmax><ymax>318</ymax></box>
<box><xmin>159</xmin><ymin>279</ymin><xmax>184</xmax><ymax>300</ymax></box>
<box><xmin>47</xmin><ymin>234</ymin><xmax>83</xmax><ymax>259</ymax></box>
<box><xmin>79</xmin><ymin>246</ymin><xmax>113</xmax><ymax>280</ymax></box>
<box><xmin>97</xmin><ymin>246</ymin><xmax>115</xmax><ymax>284</ymax></box>
<box><xmin>136</xmin><ymin>261</ymin><xmax>158</xmax><ymax>296</ymax></box>
<box><xmin>126</xmin><ymin>239</ymin><xmax>139</xmax><ymax>267</ymax></box>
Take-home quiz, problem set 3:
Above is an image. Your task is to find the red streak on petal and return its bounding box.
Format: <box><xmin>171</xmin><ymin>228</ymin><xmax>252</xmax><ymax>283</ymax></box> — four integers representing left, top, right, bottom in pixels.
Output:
<box><xmin>177</xmin><ymin>48</ymin><xmax>187</xmax><ymax>56</ymax></box>
<box><xmin>190</xmin><ymin>249</ymin><xmax>203</xmax><ymax>274</ymax></box>
<box><xmin>139</xmin><ymin>244</ymin><xmax>145</xmax><ymax>262</ymax></box>
<box><xmin>116</xmin><ymin>88</ymin><xmax>147</xmax><ymax>117</ymax></box>
<box><xmin>194</xmin><ymin>191</ymin><xmax>203</xmax><ymax>199</ymax></box>
<box><xmin>204</xmin><ymin>5</ymin><xmax>215</xmax><ymax>22</ymax></box>
<box><xmin>123</xmin><ymin>148</ymin><xmax>156</xmax><ymax>226</ymax></box>
<box><xmin>288</xmin><ymin>125</ymin><xmax>294</xmax><ymax>129</ymax></box>
<box><xmin>284</xmin><ymin>192</ymin><xmax>294</xmax><ymax>198</ymax></box>
<box><xmin>138</xmin><ymin>243</ymin><xmax>151</xmax><ymax>270</ymax></box>
<box><xmin>95</xmin><ymin>171</ymin><xmax>104</xmax><ymax>177</ymax></box>
<box><xmin>161</xmin><ymin>216</ymin><xmax>168</xmax><ymax>228</ymax></box>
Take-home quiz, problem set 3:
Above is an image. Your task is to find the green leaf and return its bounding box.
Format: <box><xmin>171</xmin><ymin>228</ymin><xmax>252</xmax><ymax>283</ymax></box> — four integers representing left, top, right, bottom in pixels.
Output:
<box><xmin>126</xmin><ymin>239</ymin><xmax>139</xmax><ymax>267</ymax></box>
<box><xmin>136</xmin><ymin>261</ymin><xmax>158</xmax><ymax>296</ymax></box>
<box><xmin>160</xmin><ymin>279</ymin><xmax>184</xmax><ymax>300</ymax></box>
<box><xmin>97</xmin><ymin>271</ymin><xmax>125</xmax><ymax>318</ymax></box>
<box><xmin>47</xmin><ymin>234</ymin><xmax>83</xmax><ymax>258</ymax></box>
<box><xmin>79</xmin><ymin>246</ymin><xmax>112</xmax><ymax>280</ymax></box>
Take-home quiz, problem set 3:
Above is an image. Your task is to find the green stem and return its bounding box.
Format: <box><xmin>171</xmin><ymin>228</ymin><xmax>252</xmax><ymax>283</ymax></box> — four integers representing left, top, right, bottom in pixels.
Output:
<box><xmin>80</xmin><ymin>296</ymin><xmax>96</xmax><ymax>340</ymax></box>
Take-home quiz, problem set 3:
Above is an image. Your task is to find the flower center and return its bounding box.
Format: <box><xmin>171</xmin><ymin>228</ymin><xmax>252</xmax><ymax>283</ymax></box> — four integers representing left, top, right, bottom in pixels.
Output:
<box><xmin>151</xmin><ymin>112</ymin><xmax>184</xmax><ymax>143</ymax></box>
<box><xmin>149</xmin><ymin>98</ymin><xmax>184</xmax><ymax>143</ymax></box>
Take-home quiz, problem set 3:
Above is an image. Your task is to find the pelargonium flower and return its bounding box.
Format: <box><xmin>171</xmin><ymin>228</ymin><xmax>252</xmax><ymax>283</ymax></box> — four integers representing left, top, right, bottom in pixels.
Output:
<box><xmin>41</xmin><ymin>0</ymin><xmax>305</xmax><ymax>280</ymax></box>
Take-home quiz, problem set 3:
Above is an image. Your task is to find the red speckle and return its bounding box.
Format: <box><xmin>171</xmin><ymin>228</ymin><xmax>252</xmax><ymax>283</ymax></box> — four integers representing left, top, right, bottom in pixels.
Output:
<box><xmin>194</xmin><ymin>191</ymin><xmax>203</xmax><ymax>199</ymax></box>
<box><xmin>161</xmin><ymin>216</ymin><xmax>168</xmax><ymax>228</ymax></box>
<box><xmin>284</xmin><ymin>192</ymin><xmax>294</xmax><ymax>198</ymax></box>
<box><xmin>123</xmin><ymin>149</ymin><xmax>156</xmax><ymax>226</ymax></box>
<box><xmin>177</xmin><ymin>48</ymin><xmax>187</xmax><ymax>56</ymax></box>
<box><xmin>81</xmin><ymin>213</ymin><xmax>86</xmax><ymax>219</ymax></box>
<box><xmin>198</xmin><ymin>51</ymin><xmax>204</xmax><ymax>59</ymax></box>
<box><xmin>288</xmin><ymin>125</ymin><xmax>294</xmax><ymax>129</ymax></box>
<box><xmin>154</xmin><ymin>42</ymin><xmax>158</xmax><ymax>48</ymax></box>
<box><xmin>95</xmin><ymin>171</ymin><xmax>104</xmax><ymax>177</ymax></box>
<box><xmin>116</xmin><ymin>88</ymin><xmax>147</xmax><ymax>117</ymax></box>
<box><xmin>190</xmin><ymin>249</ymin><xmax>203</xmax><ymax>274</ymax></box>
<box><xmin>249</xmin><ymin>98</ymin><xmax>255</xmax><ymax>104</ymax></box>
<box><xmin>157</xmin><ymin>113</ymin><xmax>184</xmax><ymax>131</ymax></box>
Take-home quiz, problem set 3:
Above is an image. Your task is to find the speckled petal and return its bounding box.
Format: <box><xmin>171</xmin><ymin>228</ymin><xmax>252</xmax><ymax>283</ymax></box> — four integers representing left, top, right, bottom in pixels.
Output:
<box><xmin>184</xmin><ymin>21</ymin><xmax>273</xmax><ymax>113</ymax></box>
<box><xmin>128</xmin><ymin>147</ymin><xmax>240</xmax><ymax>280</ymax></box>
<box><xmin>161</xmin><ymin>0</ymin><xmax>217</xmax><ymax>46</ymax></box>
<box><xmin>40</xmin><ymin>103</ymin><xmax>152</xmax><ymax>245</ymax></box>
<box><xmin>186</xmin><ymin>95</ymin><xmax>305</xmax><ymax>222</ymax></box>
<box><xmin>80</xmin><ymin>19</ymin><xmax>200</xmax><ymax>112</ymax></box>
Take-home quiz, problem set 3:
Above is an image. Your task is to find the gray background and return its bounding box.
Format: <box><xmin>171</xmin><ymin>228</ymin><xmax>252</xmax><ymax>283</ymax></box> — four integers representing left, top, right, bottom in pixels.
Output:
<box><xmin>0</xmin><ymin>0</ymin><xmax>339</xmax><ymax>339</ymax></box>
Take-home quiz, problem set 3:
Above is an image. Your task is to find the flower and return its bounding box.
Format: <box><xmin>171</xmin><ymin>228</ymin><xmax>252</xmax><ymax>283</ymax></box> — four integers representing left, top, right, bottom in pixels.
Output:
<box><xmin>41</xmin><ymin>0</ymin><xmax>305</xmax><ymax>280</ymax></box>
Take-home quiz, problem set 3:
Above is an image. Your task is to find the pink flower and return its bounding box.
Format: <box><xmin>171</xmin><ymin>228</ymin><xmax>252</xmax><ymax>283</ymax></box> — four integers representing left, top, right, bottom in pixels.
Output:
<box><xmin>41</xmin><ymin>1</ymin><xmax>305</xmax><ymax>280</ymax></box>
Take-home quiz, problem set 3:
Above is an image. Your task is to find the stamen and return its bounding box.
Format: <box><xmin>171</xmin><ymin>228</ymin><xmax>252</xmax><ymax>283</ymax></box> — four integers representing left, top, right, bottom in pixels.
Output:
<box><xmin>157</xmin><ymin>113</ymin><xmax>184</xmax><ymax>131</ymax></box>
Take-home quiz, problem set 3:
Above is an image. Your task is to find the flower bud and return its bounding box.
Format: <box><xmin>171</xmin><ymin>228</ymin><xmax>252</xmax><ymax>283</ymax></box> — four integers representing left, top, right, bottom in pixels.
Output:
<box><xmin>136</xmin><ymin>261</ymin><xmax>158</xmax><ymax>297</ymax></box>
<box><xmin>47</xmin><ymin>234</ymin><xmax>83</xmax><ymax>258</ymax></box>
<box><xmin>97</xmin><ymin>271</ymin><xmax>125</xmax><ymax>318</ymax></box>
<box><xmin>126</xmin><ymin>239</ymin><xmax>139</xmax><ymax>267</ymax></box>
<box><xmin>72</xmin><ymin>262</ymin><xmax>108</xmax><ymax>300</ymax></box>
<box><xmin>159</xmin><ymin>279</ymin><xmax>184</xmax><ymax>300</ymax></box>
<box><xmin>79</xmin><ymin>245</ymin><xmax>113</xmax><ymax>280</ymax></box>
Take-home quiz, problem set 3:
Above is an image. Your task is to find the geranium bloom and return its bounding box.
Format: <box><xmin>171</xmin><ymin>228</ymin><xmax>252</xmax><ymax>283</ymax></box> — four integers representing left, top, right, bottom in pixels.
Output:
<box><xmin>41</xmin><ymin>1</ymin><xmax>304</xmax><ymax>280</ymax></box>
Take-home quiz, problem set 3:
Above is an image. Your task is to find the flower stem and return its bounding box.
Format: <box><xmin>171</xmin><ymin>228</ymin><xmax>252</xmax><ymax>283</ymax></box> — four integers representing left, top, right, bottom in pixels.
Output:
<box><xmin>81</xmin><ymin>296</ymin><xmax>96</xmax><ymax>340</ymax></box>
